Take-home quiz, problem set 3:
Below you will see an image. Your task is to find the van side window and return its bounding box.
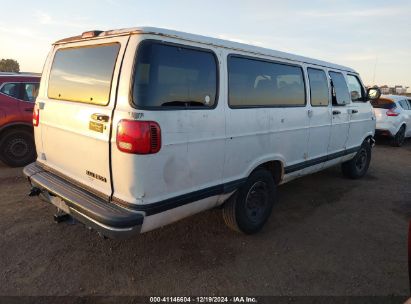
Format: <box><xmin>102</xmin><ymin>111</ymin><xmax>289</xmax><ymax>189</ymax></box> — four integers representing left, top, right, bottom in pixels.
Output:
<box><xmin>346</xmin><ymin>75</ymin><xmax>365</xmax><ymax>102</ymax></box>
<box><xmin>329</xmin><ymin>71</ymin><xmax>350</xmax><ymax>105</ymax></box>
<box><xmin>132</xmin><ymin>41</ymin><xmax>218</xmax><ymax>109</ymax></box>
<box><xmin>228</xmin><ymin>56</ymin><xmax>305</xmax><ymax>107</ymax></box>
<box><xmin>307</xmin><ymin>68</ymin><xmax>329</xmax><ymax>106</ymax></box>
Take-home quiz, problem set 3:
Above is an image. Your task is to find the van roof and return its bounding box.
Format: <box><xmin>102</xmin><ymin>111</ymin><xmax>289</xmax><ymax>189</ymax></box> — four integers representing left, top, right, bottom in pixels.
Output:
<box><xmin>54</xmin><ymin>26</ymin><xmax>357</xmax><ymax>73</ymax></box>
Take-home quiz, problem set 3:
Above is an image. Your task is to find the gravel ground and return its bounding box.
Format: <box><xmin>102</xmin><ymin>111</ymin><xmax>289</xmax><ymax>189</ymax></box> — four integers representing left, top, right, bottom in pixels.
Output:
<box><xmin>0</xmin><ymin>140</ymin><xmax>410</xmax><ymax>296</ymax></box>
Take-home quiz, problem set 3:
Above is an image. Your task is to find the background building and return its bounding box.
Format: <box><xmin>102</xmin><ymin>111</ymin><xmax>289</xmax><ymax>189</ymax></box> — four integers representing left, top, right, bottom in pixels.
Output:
<box><xmin>370</xmin><ymin>85</ymin><xmax>409</xmax><ymax>95</ymax></box>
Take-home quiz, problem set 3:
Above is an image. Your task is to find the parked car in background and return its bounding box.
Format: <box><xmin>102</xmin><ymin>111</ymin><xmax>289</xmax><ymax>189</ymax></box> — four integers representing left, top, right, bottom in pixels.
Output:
<box><xmin>371</xmin><ymin>95</ymin><xmax>411</xmax><ymax>146</ymax></box>
<box><xmin>0</xmin><ymin>73</ymin><xmax>40</xmax><ymax>166</ymax></box>
<box><xmin>24</xmin><ymin>27</ymin><xmax>380</xmax><ymax>238</ymax></box>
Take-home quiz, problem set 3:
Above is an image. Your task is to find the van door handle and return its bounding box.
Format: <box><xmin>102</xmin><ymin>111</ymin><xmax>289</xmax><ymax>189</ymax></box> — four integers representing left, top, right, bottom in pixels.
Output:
<box><xmin>332</xmin><ymin>110</ymin><xmax>341</xmax><ymax>115</ymax></box>
<box><xmin>350</xmin><ymin>109</ymin><xmax>358</xmax><ymax>114</ymax></box>
<box><xmin>91</xmin><ymin>113</ymin><xmax>109</xmax><ymax>122</ymax></box>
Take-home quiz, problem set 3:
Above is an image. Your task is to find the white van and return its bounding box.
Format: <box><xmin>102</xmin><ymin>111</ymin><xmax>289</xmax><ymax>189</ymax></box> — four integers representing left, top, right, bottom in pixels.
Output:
<box><xmin>24</xmin><ymin>27</ymin><xmax>381</xmax><ymax>238</ymax></box>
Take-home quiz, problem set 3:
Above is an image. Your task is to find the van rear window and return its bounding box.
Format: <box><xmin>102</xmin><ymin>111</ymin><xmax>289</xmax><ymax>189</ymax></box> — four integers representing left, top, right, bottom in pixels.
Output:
<box><xmin>132</xmin><ymin>40</ymin><xmax>218</xmax><ymax>109</ymax></box>
<box><xmin>48</xmin><ymin>44</ymin><xmax>120</xmax><ymax>105</ymax></box>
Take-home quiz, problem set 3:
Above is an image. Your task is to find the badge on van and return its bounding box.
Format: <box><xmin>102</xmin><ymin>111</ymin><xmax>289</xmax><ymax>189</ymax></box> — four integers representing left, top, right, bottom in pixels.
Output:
<box><xmin>86</xmin><ymin>170</ymin><xmax>107</xmax><ymax>183</ymax></box>
<box><xmin>89</xmin><ymin>121</ymin><xmax>104</xmax><ymax>133</ymax></box>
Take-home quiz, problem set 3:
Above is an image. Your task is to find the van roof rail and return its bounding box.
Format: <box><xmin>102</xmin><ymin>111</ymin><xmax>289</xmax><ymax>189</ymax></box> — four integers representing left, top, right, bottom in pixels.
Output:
<box><xmin>53</xmin><ymin>26</ymin><xmax>356</xmax><ymax>73</ymax></box>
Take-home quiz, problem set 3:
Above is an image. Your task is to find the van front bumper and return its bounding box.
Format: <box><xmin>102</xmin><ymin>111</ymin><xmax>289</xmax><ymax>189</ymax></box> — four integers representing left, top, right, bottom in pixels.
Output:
<box><xmin>23</xmin><ymin>162</ymin><xmax>144</xmax><ymax>239</ymax></box>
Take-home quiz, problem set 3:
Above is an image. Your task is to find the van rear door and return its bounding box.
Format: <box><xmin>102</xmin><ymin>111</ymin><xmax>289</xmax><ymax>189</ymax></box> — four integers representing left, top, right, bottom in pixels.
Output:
<box><xmin>37</xmin><ymin>36</ymin><xmax>129</xmax><ymax>199</ymax></box>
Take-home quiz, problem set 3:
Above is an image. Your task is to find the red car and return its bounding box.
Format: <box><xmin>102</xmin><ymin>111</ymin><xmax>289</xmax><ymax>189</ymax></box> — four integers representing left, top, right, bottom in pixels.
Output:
<box><xmin>0</xmin><ymin>73</ymin><xmax>40</xmax><ymax>167</ymax></box>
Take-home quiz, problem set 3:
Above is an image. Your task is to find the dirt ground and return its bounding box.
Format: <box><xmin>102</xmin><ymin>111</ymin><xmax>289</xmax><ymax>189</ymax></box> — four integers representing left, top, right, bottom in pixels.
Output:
<box><xmin>0</xmin><ymin>140</ymin><xmax>410</xmax><ymax>297</ymax></box>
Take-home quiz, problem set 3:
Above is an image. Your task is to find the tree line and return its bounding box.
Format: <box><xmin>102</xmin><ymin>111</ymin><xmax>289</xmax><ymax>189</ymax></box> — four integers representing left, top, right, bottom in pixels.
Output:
<box><xmin>0</xmin><ymin>59</ymin><xmax>20</xmax><ymax>73</ymax></box>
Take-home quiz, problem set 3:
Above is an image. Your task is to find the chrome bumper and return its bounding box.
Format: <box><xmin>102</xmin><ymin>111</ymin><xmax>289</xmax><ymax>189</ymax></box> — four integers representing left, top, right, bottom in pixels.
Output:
<box><xmin>23</xmin><ymin>162</ymin><xmax>144</xmax><ymax>239</ymax></box>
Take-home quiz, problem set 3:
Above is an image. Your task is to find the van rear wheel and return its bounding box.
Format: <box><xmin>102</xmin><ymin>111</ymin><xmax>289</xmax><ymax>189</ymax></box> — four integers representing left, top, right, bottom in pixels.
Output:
<box><xmin>222</xmin><ymin>168</ymin><xmax>276</xmax><ymax>234</ymax></box>
<box><xmin>0</xmin><ymin>129</ymin><xmax>36</xmax><ymax>167</ymax></box>
<box><xmin>341</xmin><ymin>141</ymin><xmax>371</xmax><ymax>179</ymax></box>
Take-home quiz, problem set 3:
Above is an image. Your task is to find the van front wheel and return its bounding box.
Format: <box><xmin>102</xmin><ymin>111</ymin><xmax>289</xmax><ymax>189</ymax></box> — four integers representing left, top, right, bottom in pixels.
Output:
<box><xmin>222</xmin><ymin>169</ymin><xmax>276</xmax><ymax>234</ymax></box>
<box><xmin>341</xmin><ymin>141</ymin><xmax>371</xmax><ymax>179</ymax></box>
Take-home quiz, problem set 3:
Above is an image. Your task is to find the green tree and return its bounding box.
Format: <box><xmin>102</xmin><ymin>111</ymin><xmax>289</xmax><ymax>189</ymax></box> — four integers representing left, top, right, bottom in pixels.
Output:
<box><xmin>0</xmin><ymin>59</ymin><xmax>20</xmax><ymax>73</ymax></box>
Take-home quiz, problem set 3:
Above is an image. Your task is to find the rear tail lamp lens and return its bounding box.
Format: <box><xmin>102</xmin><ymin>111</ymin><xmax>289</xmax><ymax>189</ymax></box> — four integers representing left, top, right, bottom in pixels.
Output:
<box><xmin>386</xmin><ymin>109</ymin><xmax>399</xmax><ymax>116</ymax></box>
<box><xmin>116</xmin><ymin>120</ymin><xmax>161</xmax><ymax>154</ymax></box>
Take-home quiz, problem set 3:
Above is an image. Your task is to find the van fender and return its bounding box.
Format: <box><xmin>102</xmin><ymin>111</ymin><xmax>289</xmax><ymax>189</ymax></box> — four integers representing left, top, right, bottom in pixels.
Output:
<box><xmin>244</xmin><ymin>154</ymin><xmax>286</xmax><ymax>183</ymax></box>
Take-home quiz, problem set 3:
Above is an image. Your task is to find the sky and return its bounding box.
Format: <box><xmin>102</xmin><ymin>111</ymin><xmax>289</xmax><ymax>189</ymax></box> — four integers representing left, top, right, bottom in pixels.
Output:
<box><xmin>0</xmin><ymin>0</ymin><xmax>410</xmax><ymax>89</ymax></box>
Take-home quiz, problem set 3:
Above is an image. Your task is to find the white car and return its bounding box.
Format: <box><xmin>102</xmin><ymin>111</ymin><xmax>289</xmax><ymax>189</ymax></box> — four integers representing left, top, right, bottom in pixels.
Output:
<box><xmin>24</xmin><ymin>27</ymin><xmax>380</xmax><ymax>238</ymax></box>
<box><xmin>372</xmin><ymin>95</ymin><xmax>411</xmax><ymax>146</ymax></box>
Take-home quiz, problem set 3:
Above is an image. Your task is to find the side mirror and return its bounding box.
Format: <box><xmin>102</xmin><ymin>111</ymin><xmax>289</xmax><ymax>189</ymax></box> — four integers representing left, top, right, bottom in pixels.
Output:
<box><xmin>367</xmin><ymin>87</ymin><xmax>381</xmax><ymax>101</ymax></box>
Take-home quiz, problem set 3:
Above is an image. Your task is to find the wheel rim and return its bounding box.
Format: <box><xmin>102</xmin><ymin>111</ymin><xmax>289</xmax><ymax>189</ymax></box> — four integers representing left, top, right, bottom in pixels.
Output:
<box><xmin>7</xmin><ymin>137</ymin><xmax>29</xmax><ymax>159</ymax></box>
<box><xmin>245</xmin><ymin>181</ymin><xmax>269</xmax><ymax>224</ymax></box>
<box><xmin>355</xmin><ymin>149</ymin><xmax>367</xmax><ymax>172</ymax></box>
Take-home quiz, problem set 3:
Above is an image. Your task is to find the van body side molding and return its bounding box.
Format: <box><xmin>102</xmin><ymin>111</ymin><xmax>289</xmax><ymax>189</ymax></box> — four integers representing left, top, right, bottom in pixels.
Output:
<box><xmin>114</xmin><ymin>146</ymin><xmax>361</xmax><ymax>216</ymax></box>
<box><xmin>113</xmin><ymin>178</ymin><xmax>247</xmax><ymax>216</ymax></box>
<box><xmin>23</xmin><ymin>146</ymin><xmax>360</xmax><ymax>235</ymax></box>
<box><xmin>284</xmin><ymin>146</ymin><xmax>361</xmax><ymax>174</ymax></box>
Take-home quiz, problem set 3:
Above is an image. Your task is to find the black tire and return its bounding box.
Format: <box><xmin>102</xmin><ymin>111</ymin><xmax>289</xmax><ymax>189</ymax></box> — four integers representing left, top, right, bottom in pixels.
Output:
<box><xmin>391</xmin><ymin>125</ymin><xmax>406</xmax><ymax>147</ymax></box>
<box><xmin>341</xmin><ymin>141</ymin><xmax>371</xmax><ymax>179</ymax></box>
<box><xmin>222</xmin><ymin>168</ymin><xmax>276</xmax><ymax>234</ymax></box>
<box><xmin>0</xmin><ymin>129</ymin><xmax>36</xmax><ymax>167</ymax></box>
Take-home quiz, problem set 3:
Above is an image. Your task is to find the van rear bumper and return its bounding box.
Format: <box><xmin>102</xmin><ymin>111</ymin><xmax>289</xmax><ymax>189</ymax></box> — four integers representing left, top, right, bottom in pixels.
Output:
<box><xmin>23</xmin><ymin>162</ymin><xmax>144</xmax><ymax>239</ymax></box>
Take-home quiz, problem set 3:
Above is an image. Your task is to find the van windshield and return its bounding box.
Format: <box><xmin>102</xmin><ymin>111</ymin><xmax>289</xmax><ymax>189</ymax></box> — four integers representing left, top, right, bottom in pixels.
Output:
<box><xmin>370</xmin><ymin>98</ymin><xmax>396</xmax><ymax>109</ymax></box>
<box><xmin>48</xmin><ymin>43</ymin><xmax>120</xmax><ymax>105</ymax></box>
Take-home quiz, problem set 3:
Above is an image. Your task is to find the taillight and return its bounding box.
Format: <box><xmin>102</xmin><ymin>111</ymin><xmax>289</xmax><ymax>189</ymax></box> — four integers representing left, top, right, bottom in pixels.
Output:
<box><xmin>116</xmin><ymin>120</ymin><xmax>161</xmax><ymax>154</ymax></box>
<box><xmin>386</xmin><ymin>109</ymin><xmax>399</xmax><ymax>116</ymax></box>
<box><xmin>33</xmin><ymin>105</ymin><xmax>39</xmax><ymax>127</ymax></box>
